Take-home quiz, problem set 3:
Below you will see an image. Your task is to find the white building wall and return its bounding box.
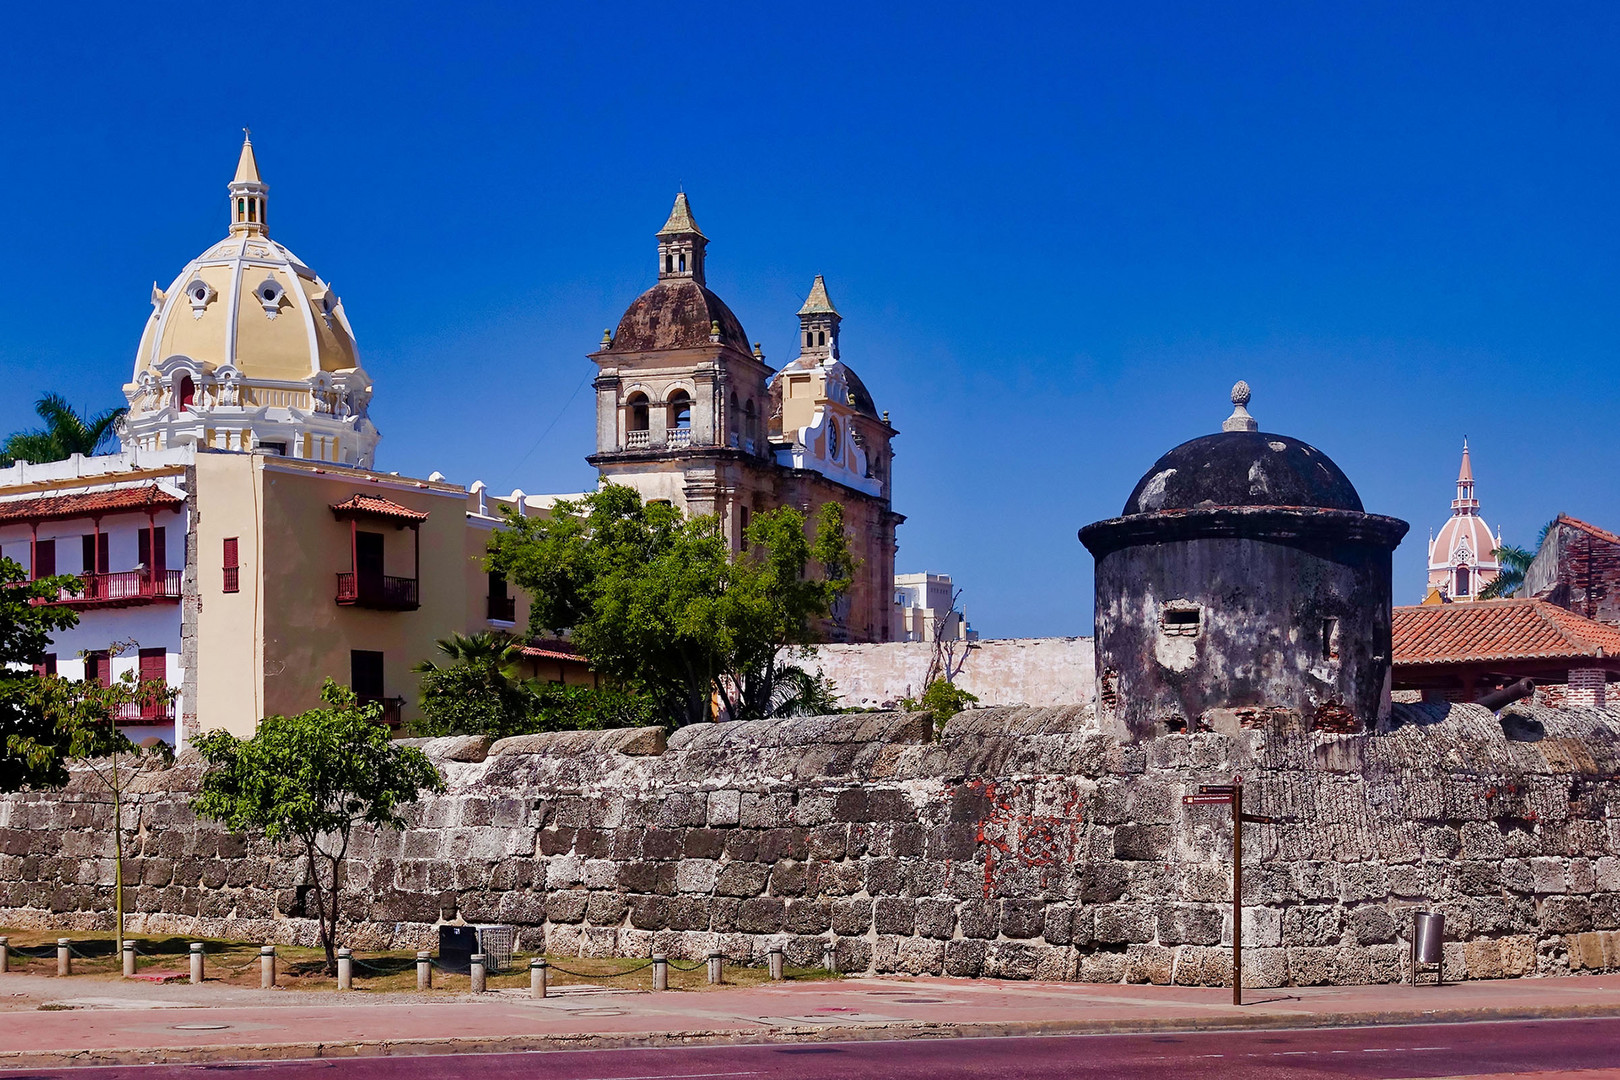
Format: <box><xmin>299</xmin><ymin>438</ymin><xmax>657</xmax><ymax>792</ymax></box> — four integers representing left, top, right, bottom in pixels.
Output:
<box><xmin>805</xmin><ymin>636</ymin><xmax>1095</xmax><ymax>709</ymax></box>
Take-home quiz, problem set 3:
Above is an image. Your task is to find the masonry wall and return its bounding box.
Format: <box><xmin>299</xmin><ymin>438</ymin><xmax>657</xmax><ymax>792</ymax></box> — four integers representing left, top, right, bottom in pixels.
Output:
<box><xmin>806</xmin><ymin>638</ymin><xmax>1096</xmax><ymax>709</ymax></box>
<box><xmin>4</xmin><ymin>702</ymin><xmax>1620</xmax><ymax>987</ymax></box>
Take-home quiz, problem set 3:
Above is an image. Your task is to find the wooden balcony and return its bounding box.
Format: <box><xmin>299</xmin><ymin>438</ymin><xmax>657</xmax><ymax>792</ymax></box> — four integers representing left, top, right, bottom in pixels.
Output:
<box><xmin>335</xmin><ymin>572</ymin><xmax>419</xmax><ymax>611</ymax></box>
<box><xmin>359</xmin><ymin>695</ymin><xmax>405</xmax><ymax>727</ymax></box>
<box><xmin>113</xmin><ymin>699</ymin><xmax>176</xmax><ymax>724</ymax></box>
<box><xmin>35</xmin><ymin>570</ymin><xmax>182</xmax><ymax>610</ymax></box>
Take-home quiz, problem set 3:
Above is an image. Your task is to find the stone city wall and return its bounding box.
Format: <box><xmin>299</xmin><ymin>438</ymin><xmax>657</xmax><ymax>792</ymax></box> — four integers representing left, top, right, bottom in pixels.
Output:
<box><xmin>806</xmin><ymin>637</ymin><xmax>1096</xmax><ymax>709</ymax></box>
<box><xmin>4</xmin><ymin>702</ymin><xmax>1620</xmax><ymax>986</ymax></box>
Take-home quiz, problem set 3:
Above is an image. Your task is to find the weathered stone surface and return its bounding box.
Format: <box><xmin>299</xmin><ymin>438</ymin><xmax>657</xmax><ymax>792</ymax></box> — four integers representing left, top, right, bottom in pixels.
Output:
<box><xmin>6</xmin><ymin>702</ymin><xmax>1620</xmax><ymax>987</ymax></box>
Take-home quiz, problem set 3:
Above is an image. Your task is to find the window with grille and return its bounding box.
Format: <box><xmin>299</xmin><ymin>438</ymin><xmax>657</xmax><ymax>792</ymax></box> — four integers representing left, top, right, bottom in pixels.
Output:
<box><xmin>223</xmin><ymin>537</ymin><xmax>240</xmax><ymax>593</ymax></box>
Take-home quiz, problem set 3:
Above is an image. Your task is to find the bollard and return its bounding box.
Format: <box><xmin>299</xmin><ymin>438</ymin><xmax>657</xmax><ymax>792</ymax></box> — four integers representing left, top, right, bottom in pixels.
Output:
<box><xmin>768</xmin><ymin>946</ymin><xmax>784</xmax><ymax>981</ymax></box>
<box><xmin>123</xmin><ymin>941</ymin><xmax>136</xmax><ymax>977</ymax></box>
<box><xmin>530</xmin><ymin>958</ymin><xmax>548</xmax><ymax>999</ymax></box>
<box><xmin>0</xmin><ymin>936</ymin><xmax>8</xmax><ymax>975</ymax></box>
<box><xmin>260</xmin><ymin>945</ymin><xmax>276</xmax><ymax>989</ymax></box>
<box><xmin>822</xmin><ymin>940</ymin><xmax>836</xmax><ymax>974</ymax></box>
<box><xmin>417</xmin><ymin>950</ymin><xmax>432</xmax><ymax>990</ymax></box>
<box><xmin>337</xmin><ymin>948</ymin><xmax>353</xmax><ymax>991</ymax></box>
<box><xmin>651</xmin><ymin>954</ymin><xmax>668</xmax><ymax>991</ymax></box>
<box><xmin>470</xmin><ymin>953</ymin><xmax>487</xmax><ymax>993</ymax></box>
<box><xmin>57</xmin><ymin>939</ymin><xmax>71</xmax><ymax>977</ymax></box>
<box><xmin>707</xmin><ymin>951</ymin><xmax>723</xmax><ymax>985</ymax></box>
<box><xmin>189</xmin><ymin>943</ymin><xmax>205</xmax><ymax>985</ymax></box>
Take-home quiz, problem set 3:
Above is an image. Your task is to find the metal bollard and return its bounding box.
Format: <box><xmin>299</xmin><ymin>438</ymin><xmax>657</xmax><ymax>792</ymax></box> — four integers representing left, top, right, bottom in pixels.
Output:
<box><xmin>260</xmin><ymin>945</ymin><xmax>276</xmax><ymax>989</ymax></box>
<box><xmin>123</xmin><ymin>941</ymin><xmax>136</xmax><ymax>977</ymax></box>
<box><xmin>417</xmin><ymin>950</ymin><xmax>432</xmax><ymax>990</ymax></box>
<box><xmin>768</xmin><ymin>946</ymin><xmax>784</xmax><ymax>981</ymax></box>
<box><xmin>707</xmin><ymin>951</ymin><xmax>723</xmax><ymax>985</ymax></box>
<box><xmin>189</xmin><ymin>943</ymin><xmax>204</xmax><ymax>985</ymax></box>
<box><xmin>530</xmin><ymin>958</ymin><xmax>548</xmax><ymax>999</ymax></box>
<box><xmin>470</xmin><ymin>953</ymin><xmax>487</xmax><ymax>993</ymax></box>
<box><xmin>0</xmin><ymin>936</ymin><xmax>8</xmax><ymax>975</ymax></box>
<box><xmin>651</xmin><ymin>954</ymin><xmax>668</xmax><ymax>991</ymax></box>
<box><xmin>57</xmin><ymin>939</ymin><xmax>71</xmax><ymax>977</ymax></box>
<box><xmin>822</xmin><ymin>940</ymin><xmax>836</xmax><ymax>974</ymax></box>
<box><xmin>337</xmin><ymin>948</ymin><xmax>353</xmax><ymax>991</ymax></box>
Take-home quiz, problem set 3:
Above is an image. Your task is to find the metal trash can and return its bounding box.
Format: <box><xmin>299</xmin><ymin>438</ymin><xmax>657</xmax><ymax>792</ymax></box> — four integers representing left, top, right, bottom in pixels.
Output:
<box><xmin>1411</xmin><ymin>909</ymin><xmax>1445</xmax><ymax>985</ymax></box>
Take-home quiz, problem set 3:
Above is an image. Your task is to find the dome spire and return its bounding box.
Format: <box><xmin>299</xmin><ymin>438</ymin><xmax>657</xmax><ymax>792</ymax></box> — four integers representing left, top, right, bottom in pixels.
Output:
<box><xmin>797</xmin><ymin>275</ymin><xmax>842</xmax><ymax>361</ymax></box>
<box><xmin>1453</xmin><ymin>438</ymin><xmax>1477</xmax><ymax>511</ymax></box>
<box><xmin>228</xmin><ymin>129</ymin><xmax>268</xmax><ymax>236</ymax></box>
<box><xmin>1222</xmin><ymin>380</ymin><xmax>1258</xmax><ymax>433</ymax></box>
<box><xmin>655</xmin><ymin>192</ymin><xmax>707</xmax><ymax>285</ymax></box>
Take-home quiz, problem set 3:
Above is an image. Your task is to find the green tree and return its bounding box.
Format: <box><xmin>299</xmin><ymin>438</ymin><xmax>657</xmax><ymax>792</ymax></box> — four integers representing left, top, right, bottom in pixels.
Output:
<box><xmin>901</xmin><ymin>678</ymin><xmax>980</xmax><ymax>735</ymax></box>
<box><xmin>192</xmin><ymin>682</ymin><xmax>444</xmax><ymax>973</ymax></box>
<box><xmin>0</xmin><ymin>393</ymin><xmax>127</xmax><ymax>467</ymax></box>
<box><xmin>1479</xmin><ymin>518</ymin><xmax>1558</xmax><ymax>599</ymax></box>
<box><xmin>26</xmin><ymin>668</ymin><xmax>175</xmax><ymax>950</ymax></box>
<box><xmin>0</xmin><ymin>555</ymin><xmax>82</xmax><ymax>792</ymax></box>
<box><xmin>410</xmin><ymin>631</ymin><xmax>531</xmax><ymax>737</ymax></box>
<box><xmin>486</xmin><ymin>484</ymin><xmax>854</xmax><ymax>726</ymax></box>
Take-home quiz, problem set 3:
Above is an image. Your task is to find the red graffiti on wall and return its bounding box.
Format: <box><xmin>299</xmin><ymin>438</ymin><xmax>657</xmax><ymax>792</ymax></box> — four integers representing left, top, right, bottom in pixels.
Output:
<box><xmin>960</xmin><ymin>779</ymin><xmax>1084</xmax><ymax>898</ymax></box>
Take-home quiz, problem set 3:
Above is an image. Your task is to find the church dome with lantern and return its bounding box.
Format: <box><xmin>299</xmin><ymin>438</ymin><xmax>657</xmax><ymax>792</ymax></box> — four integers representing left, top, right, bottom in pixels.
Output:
<box><xmin>121</xmin><ymin>134</ymin><xmax>380</xmax><ymax>467</ymax></box>
<box><xmin>1426</xmin><ymin>440</ymin><xmax>1501</xmax><ymax>601</ymax></box>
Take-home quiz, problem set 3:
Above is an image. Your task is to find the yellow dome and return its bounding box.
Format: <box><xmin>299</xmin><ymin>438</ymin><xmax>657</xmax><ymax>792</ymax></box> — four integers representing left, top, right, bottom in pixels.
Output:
<box><xmin>122</xmin><ymin>135</ymin><xmax>380</xmax><ymax>468</ymax></box>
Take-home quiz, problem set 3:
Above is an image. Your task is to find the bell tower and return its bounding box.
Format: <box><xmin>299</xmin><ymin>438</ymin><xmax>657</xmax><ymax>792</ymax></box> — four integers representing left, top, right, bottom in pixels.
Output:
<box><xmin>656</xmin><ymin>193</ymin><xmax>707</xmax><ymax>285</ymax></box>
<box><xmin>797</xmin><ymin>275</ymin><xmax>840</xmax><ymax>360</ymax></box>
<box><xmin>228</xmin><ymin>131</ymin><xmax>268</xmax><ymax>237</ymax></box>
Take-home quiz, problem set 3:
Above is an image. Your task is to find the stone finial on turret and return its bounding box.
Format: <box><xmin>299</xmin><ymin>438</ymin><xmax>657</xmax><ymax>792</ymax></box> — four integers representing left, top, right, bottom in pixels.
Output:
<box><xmin>1223</xmin><ymin>380</ymin><xmax>1258</xmax><ymax>433</ymax></box>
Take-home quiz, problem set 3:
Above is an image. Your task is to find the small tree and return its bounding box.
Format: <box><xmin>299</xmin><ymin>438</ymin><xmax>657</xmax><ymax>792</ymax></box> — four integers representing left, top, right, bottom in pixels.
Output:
<box><xmin>411</xmin><ymin>631</ymin><xmax>532</xmax><ymax>737</ymax></box>
<box><xmin>26</xmin><ymin>667</ymin><xmax>175</xmax><ymax>950</ymax></box>
<box><xmin>1</xmin><ymin>393</ymin><xmax>127</xmax><ymax>467</ymax></box>
<box><xmin>901</xmin><ymin>678</ymin><xmax>979</xmax><ymax>736</ymax></box>
<box><xmin>0</xmin><ymin>555</ymin><xmax>81</xmax><ymax>792</ymax></box>
<box><xmin>193</xmin><ymin>682</ymin><xmax>444</xmax><ymax>973</ymax></box>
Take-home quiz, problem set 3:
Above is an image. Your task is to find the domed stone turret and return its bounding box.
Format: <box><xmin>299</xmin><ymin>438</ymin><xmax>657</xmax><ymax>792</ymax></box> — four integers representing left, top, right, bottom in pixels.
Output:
<box><xmin>1079</xmin><ymin>384</ymin><xmax>1409</xmax><ymax>738</ymax></box>
<box><xmin>121</xmin><ymin>133</ymin><xmax>379</xmax><ymax>467</ymax></box>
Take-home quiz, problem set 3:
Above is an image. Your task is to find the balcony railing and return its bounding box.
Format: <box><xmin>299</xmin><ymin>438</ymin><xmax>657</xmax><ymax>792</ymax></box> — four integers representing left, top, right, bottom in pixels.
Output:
<box><xmin>487</xmin><ymin>595</ymin><xmax>516</xmax><ymax>622</ymax></box>
<box><xmin>667</xmin><ymin>428</ymin><xmax>692</xmax><ymax>449</ymax></box>
<box><xmin>625</xmin><ymin>429</ymin><xmax>650</xmax><ymax>449</ymax></box>
<box><xmin>359</xmin><ymin>695</ymin><xmax>405</xmax><ymax>727</ymax></box>
<box><xmin>335</xmin><ymin>572</ymin><xmax>419</xmax><ymax>610</ymax></box>
<box><xmin>113</xmin><ymin>699</ymin><xmax>176</xmax><ymax>724</ymax></box>
<box><xmin>34</xmin><ymin>570</ymin><xmax>183</xmax><ymax>610</ymax></box>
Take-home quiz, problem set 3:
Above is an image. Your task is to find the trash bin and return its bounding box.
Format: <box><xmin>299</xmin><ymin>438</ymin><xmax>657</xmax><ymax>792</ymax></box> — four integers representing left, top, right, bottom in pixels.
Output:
<box><xmin>1413</xmin><ymin>910</ymin><xmax>1444</xmax><ymax>964</ymax></box>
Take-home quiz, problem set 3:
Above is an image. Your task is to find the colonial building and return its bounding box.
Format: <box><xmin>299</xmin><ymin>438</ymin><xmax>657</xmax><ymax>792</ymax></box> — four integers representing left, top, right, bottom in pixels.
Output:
<box><xmin>1525</xmin><ymin>515</ymin><xmax>1620</xmax><ymax>627</ymax></box>
<box><xmin>587</xmin><ymin>196</ymin><xmax>903</xmax><ymax>642</ymax></box>
<box><xmin>893</xmin><ymin>572</ymin><xmax>974</xmax><ymax>643</ymax></box>
<box><xmin>1425</xmin><ymin>440</ymin><xmax>1501</xmax><ymax>602</ymax></box>
<box><xmin>0</xmin><ymin>138</ymin><xmax>591</xmax><ymax>748</ymax></box>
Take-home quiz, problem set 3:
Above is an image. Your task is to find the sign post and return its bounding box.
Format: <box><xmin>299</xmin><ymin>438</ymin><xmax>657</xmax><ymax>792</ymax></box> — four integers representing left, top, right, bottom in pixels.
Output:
<box><xmin>1182</xmin><ymin>779</ymin><xmax>1274</xmax><ymax>1006</ymax></box>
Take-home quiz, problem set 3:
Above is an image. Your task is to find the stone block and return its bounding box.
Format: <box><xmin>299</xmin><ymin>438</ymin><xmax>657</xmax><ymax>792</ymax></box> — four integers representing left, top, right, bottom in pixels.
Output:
<box><xmin>1124</xmin><ymin>944</ymin><xmax>1174</xmax><ymax>984</ymax></box>
<box><xmin>1156</xmin><ymin>904</ymin><xmax>1223</xmax><ymax>946</ymax></box>
<box><xmin>1000</xmin><ymin>899</ymin><xmax>1046</xmax><ymax>939</ymax></box>
<box><xmin>944</xmin><ymin>939</ymin><xmax>987</xmax><ymax>977</ymax></box>
<box><xmin>1113</xmin><ymin>824</ymin><xmax>1171</xmax><ymax>861</ymax></box>
<box><xmin>1094</xmin><ymin>905</ymin><xmax>1152</xmax><ymax>944</ymax></box>
<box><xmin>785</xmin><ymin>898</ymin><xmax>831</xmax><ymax>934</ymax></box>
<box><xmin>1541</xmin><ymin>896</ymin><xmax>1591</xmax><ymax>934</ymax></box>
<box><xmin>1348</xmin><ymin>905</ymin><xmax>1396</xmax><ymax>945</ymax></box>
<box><xmin>1285</xmin><ymin>946</ymin><xmax>1337</xmax><ymax>986</ymax></box>
<box><xmin>707</xmin><ymin>790</ymin><xmax>741</xmax><ymax>827</ymax></box>
<box><xmin>548</xmin><ymin>890</ymin><xmax>587</xmax><ymax>923</ymax></box>
<box><xmin>958</xmin><ymin>899</ymin><xmax>999</xmax><ymax>939</ymax></box>
<box><xmin>675</xmin><ymin>859</ymin><xmax>718</xmax><ymax>894</ymax></box>
<box><xmin>585</xmin><ymin>891</ymin><xmax>629</xmax><ymax>925</ymax></box>
<box><xmin>715</xmin><ymin>861</ymin><xmax>769</xmax><ymax>898</ymax></box>
<box><xmin>874</xmin><ymin>897</ymin><xmax>917</xmax><ymax>935</ymax></box>
<box><xmin>1531</xmin><ymin>857</ymin><xmax>1569</xmax><ymax>894</ymax></box>
<box><xmin>831</xmin><ymin>897</ymin><xmax>872</xmax><ymax>935</ymax></box>
<box><xmin>737</xmin><ymin>896</ymin><xmax>786</xmax><ymax>934</ymax></box>
<box><xmin>916</xmin><ymin>898</ymin><xmax>956</xmax><ymax>939</ymax></box>
<box><xmin>683</xmin><ymin>829</ymin><xmax>726</xmax><ymax>860</ymax></box>
<box><xmin>1283</xmin><ymin>906</ymin><xmax>1342</xmax><ymax>947</ymax></box>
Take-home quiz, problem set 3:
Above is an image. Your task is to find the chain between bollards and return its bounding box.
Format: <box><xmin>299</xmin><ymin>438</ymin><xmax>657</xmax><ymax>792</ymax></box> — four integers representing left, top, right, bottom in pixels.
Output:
<box><xmin>530</xmin><ymin>958</ymin><xmax>548</xmax><ymax>998</ymax></box>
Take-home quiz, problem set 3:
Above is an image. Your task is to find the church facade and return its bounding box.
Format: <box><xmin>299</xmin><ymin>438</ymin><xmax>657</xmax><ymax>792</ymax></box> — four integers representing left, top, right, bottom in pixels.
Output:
<box><xmin>587</xmin><ymin>195</ymin><xmax>903</xmax><ymax>642</ymax></box>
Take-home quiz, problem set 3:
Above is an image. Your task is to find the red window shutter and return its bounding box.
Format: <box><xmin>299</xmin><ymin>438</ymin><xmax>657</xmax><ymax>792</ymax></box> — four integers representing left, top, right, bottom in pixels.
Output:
<box><xmin>35</xmin><ymin>539</ymin><xmax>55</xmax><ymax>578</ymax></box>
<box><xmin>222</xmin><ymin>537</ymin><xmax>240</xmax><ymax>593</ymax></box>
<box><xmin>152</xmin><ymin>527</ymin><xmax>166</xmax><ymax>572</ymax></box>
<box><xmin>223</xmin><ymin>537</ymin><xmax>239</xmax><ymax>567</ymax></box>
<box><xmin>87</xmin><ymin>651</ymin><xmax>111</xmax><ymax>687</ymax></box>
<box><xmin>138</xmin><ymin>530</ymin><xmax>150</xmax><ymax>569</ymax></box>
<box><xmin>138</xmin><ymin>648</ymin><xmax>166</xmax><ymax>685</ymax></box>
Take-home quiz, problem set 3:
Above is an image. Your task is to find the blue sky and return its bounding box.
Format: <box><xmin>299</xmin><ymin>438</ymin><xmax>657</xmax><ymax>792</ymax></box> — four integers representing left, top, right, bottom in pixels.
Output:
<box><xmin>2</xmin><ymin>3</ymin><xmax>1616</xmax><ymax>637</ymax></box>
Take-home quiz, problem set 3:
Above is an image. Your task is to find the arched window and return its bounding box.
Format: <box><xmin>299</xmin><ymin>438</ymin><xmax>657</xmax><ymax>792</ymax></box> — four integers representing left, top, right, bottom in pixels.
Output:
<box><xmin>678</xmin><ymin>253</ymin><xmax>687</xmax><ymax>273</ymax></box>
<box><xmin>828</xmin><ymin>418</ymin><xmax>841</xmax><ymax>460</ymax></box>
<box><xmin>729</xmin><ymin>392</ymin><xmax>739</xmax><ymax>436</ymax></box>
<box><xmin>626</xmin><ymin>392</ymin><xmax>650</xmax><ymax>432</ymax></box>
<box><xmin>805</xmin><ymin>331</ymin><xmax>813</xmax><ymax>348</ymax></box>
<box><xmin>668</xmin><ymin>390</ymin><xmax>691</xmax><ymax>430</ymax></box>
<box><xmin>745</xmin><ymin>398</ymin><xmax>756</xmax><ymax>442</ymax></box>
<box><xmin>664</xmin><ymin>253</ymin><xmax>673</xmax><ymax>274</ymax></box>
<box><xmin>817</xmin><ymin>331</ymin><xmax>826</xmax><ymax>347</ymax></box>
<box><xmin>1455</xmin><ymin>566</ymin><xmax>1471</xmax><ymax>596</ymax></box>
<box><xmin>178</xmin><ymin>375</ymin><xmax>195</xmax><ymax>409</ymax></box>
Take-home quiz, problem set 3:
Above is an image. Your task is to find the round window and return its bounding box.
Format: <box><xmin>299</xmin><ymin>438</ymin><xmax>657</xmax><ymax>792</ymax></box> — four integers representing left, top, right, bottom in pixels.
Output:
<box><xmin>828</xmin><ymin>420</ymin><xmax>841</xmax><ymax>460</ymax></box>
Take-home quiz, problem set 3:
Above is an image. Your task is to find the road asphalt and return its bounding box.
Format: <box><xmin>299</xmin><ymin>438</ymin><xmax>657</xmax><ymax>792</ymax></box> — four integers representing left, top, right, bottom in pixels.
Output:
<box><xmin>1</xmin><ymin>969</ymin><xmax>1619</xmax><ymax>1071</ymax></box>
<box><xmin>2</xmin><ymin>1019</ymin><xmax>1620</xmax><ymax>1079</ymax></box>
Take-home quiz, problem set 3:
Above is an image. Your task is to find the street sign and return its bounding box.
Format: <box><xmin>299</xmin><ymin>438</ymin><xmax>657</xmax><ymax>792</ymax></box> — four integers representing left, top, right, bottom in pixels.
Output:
<box><xmin>1183</xmin><ymin>793</ymin><xmax>1234</xmax><ymax>805</ymax></box>
<box><xmin>1198</xmin><ymin>784</ymin><xmax>1238</xmax><ymax>795</ymax></box>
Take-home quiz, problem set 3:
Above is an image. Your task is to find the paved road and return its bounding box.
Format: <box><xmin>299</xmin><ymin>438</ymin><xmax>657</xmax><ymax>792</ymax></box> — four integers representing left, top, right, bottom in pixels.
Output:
<box><xmin>5</xmin><ymin>1018</ymin><xmax>1618</xmax><ymax>1080</ymax></box>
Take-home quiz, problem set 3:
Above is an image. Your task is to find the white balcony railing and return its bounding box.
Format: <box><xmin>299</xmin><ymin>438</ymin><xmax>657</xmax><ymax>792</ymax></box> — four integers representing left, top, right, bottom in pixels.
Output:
<box><xmin>625</xmin><ymin>429</ymin><xmax>650</xmax><ymax>449</ymax></box>
<box><xmin>667</xmin><ymin>428</ymin><xmax>691</xmax><ymax>449</ymax></box>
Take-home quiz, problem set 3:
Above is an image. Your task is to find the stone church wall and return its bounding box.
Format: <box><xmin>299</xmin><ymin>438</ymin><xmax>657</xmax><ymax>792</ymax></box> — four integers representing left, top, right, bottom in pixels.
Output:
<box><xmin>4</xmin><ymin>703</ymin><xmax>1620</xmax><ymax>986</ymax></box>
<box><xmin>806</xmin><ymin>637</ymin><xmax>1096</xmax><ymax>709</ymax></box>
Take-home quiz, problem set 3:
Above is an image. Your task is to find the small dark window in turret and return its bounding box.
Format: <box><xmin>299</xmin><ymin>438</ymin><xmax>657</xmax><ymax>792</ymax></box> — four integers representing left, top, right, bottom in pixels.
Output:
<box><xmin>1161</xmin><ymin>607</ymin><xmax>1200</xmax><ymax>636</ymax></box>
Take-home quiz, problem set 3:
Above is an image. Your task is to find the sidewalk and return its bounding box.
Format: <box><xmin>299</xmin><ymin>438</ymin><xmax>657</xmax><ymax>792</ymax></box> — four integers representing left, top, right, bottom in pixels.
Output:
<box><xmin>2</xmin><ymin>967</ymin><xmax>1619</xmax><ymax>1070</ymax></box>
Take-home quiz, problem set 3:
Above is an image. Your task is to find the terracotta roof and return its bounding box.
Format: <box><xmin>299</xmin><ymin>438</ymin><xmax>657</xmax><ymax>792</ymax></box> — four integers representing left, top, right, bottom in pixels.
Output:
<box><xmin>1559</xmin><ymin>514</ymin><xmax>1620</xmax><ymax>547</ymax></box>
<box><xmin>520</xmin><ymin>639</ymin><xmax>586</xmax><ymax>664</ymax></box>
<box><xmin>1393</xmin><ymin>599</ymin><xmax>1620</xmax><ymax>666</ymax></box>
<box><xmin>329</xmin><ymin>494</ymin><xmax>429</xmax><ymax>522</ymax></box>
<box><xmin>0</xmin><ymin>484</ymin><xmax>183</xmax><ymax>525</ymax></box>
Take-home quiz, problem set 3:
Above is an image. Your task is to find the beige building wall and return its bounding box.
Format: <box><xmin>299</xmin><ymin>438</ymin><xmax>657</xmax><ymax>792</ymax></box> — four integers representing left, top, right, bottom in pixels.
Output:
<box><xmin>191</xmin><ymin>452</ymin><xmax>265</xmax><ymax>737</ymax></box>
<box><xmin>805</xmin><ymin>637</ymin><xmax>1096</xmax><ymax>710</ymax></box>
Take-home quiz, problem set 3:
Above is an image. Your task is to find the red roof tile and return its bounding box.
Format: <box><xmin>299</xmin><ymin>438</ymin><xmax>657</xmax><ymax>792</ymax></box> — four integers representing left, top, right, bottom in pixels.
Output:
<box><xmin>330</xmin><ymin>494</ymin><xmax>429</xmax><ymax>522</ymax></box>
<box><xmin>520</xmin><ymin>639</ymin><xmax>586</xmax><ymax>664</ymax></box>
<box><xmin>1394</xmin><ymin>598</ymin><xmax>1620</xmax><ymax>666</ymax></box>
<box><xmin>1558</xmin><ymin>514</ymin><xmax>1620</xmax><ymax>547</ymax></box>
<box><xmin>0</xmin><ymin>484</ymin><xmax>183</xmax><ymax>525</ymax></box>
